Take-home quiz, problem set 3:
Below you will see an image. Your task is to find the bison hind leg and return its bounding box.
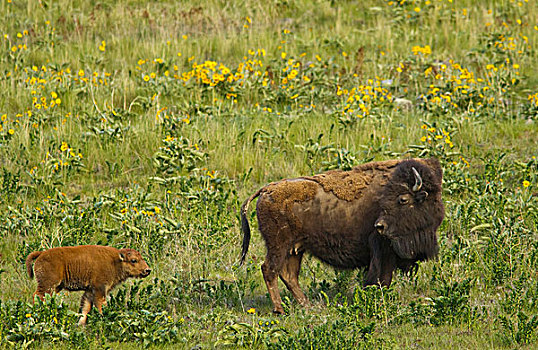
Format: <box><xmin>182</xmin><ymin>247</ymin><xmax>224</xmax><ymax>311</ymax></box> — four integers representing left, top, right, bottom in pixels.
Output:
<box><xmin>279</xmin><ymin>252</ymin><xmax>308</xmax><ymax>306</ymax></box>
<box><xmin>261</xmin><ymin>248</ymin><xmax>288</xmax><ymax>314</ymax></box>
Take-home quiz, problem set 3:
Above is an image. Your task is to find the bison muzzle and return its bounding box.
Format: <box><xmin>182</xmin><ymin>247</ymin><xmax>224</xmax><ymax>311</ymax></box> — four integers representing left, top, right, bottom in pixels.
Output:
<box><xmin>26</xmin><ymin>245</ymin><xmax>151</xmax><ymax>325</ymax></box>
<box><xmin>240</xmin><ymin>158</ymin><xmax>444</xmax><ymax>314</ymax></box>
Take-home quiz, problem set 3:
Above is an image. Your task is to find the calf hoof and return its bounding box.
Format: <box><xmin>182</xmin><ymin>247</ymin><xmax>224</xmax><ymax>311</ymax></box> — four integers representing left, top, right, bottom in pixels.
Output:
<box><xmin>77</xmin><ymin>317</ymin><xmax>87</xmax><ymax>326</ymax></box>
<box><xmin>298</xmin><ymin>298</ymin><xmax>310</xmax><ymax>307</ymax></box>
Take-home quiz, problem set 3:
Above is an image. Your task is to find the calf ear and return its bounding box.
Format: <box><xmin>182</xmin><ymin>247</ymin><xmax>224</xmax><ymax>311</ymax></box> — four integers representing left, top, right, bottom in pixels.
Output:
<box><xmin>119</xmin><ymin>252</ymin><xmax>126</xmax><ymax>261</ymax></box>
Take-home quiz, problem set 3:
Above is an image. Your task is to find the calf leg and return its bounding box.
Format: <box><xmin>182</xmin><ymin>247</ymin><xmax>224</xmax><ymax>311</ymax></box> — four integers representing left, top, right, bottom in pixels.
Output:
<box><xmin>32</xmin><ymin>267</ymin><xmax>62</xmax><ymax>302</ymax></box>
<box><xmin>33</xmin><ymin>281</ymin><xmax>61</xmax><ymax>302</ymax></box>
<box><xmin>279</xmin><ymin>252</ymin><xmax>308</xmax><ymax>306</ymax></box>
<box><xmin>78</xmin><ymin>291</ymin><xmax>93</xmax><ymax>326</ymax></box>
<box><xmin>93</xmin><ymin>288</ymin><xmax>107</xmax><ymax>314</ymax></box>
<box><xmin>33</xmin><ymin>291</ymin><xmax>45</xmax><ymax>302</ymax></box>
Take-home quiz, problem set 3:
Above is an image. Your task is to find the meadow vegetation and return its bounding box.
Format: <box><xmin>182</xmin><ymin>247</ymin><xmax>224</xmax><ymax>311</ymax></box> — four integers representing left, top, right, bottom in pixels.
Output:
<box><xmin>0</xmin><ymin>0</ymin><xmax>537</xmax><ymax>348</ymax></box>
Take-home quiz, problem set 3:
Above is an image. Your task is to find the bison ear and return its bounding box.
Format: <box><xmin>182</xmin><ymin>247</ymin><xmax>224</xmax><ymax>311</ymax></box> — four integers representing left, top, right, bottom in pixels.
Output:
<box><xmin>119</xmin><ymin>252</ymin><xmax>126</xmax><ymax>261</ymax></box>
<box><xmin>415</xmin><ymin>191</ymin><xmax>428</xmax><ymax>203</ymax></box>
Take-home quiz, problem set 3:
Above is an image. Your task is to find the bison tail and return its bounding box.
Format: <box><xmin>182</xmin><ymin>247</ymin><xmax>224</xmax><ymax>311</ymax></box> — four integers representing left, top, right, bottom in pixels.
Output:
<box><xmin>25</xmin><ymin>251</ymin><xmax>42</xmax><ymax>279</ymax></box>
<box><xmin>240</xmin><ymin>188</ymin><xmax>263</xmax><ymax>265</ymax></box>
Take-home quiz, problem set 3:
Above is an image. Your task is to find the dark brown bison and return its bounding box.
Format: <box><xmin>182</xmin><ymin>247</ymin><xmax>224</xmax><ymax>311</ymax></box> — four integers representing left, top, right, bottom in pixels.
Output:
<box><xmin>240</xmin><ymin>158</ymin><xmax>444</xmax><ymax>314</ymax></box>
<box><xmin>26</xmin><ymin>245</ymin><xmax>151</xmax><ymax>325</ymax></box>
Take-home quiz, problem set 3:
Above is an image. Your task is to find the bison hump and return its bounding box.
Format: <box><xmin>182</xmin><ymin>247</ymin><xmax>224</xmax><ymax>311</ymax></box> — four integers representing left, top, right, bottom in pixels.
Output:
<box><xmin>304</xmin><ymin>168</ymin><xmax>385</xmax><ymax>202</ymax></box>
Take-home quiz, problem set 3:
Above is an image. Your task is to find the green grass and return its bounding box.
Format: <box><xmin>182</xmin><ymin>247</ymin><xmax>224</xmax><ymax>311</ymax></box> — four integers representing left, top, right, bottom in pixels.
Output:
<box><xmin>0</xmin><ymin>0</ymin><xmax>537</xmax><ymax>348</ymax></box>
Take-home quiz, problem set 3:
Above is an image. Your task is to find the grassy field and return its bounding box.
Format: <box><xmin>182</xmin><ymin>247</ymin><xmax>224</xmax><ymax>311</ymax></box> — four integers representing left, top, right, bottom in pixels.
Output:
<box><xmin>0</xmin><ymin>0</ymin><xmax>537</xmax><ymax>348</ymax></box>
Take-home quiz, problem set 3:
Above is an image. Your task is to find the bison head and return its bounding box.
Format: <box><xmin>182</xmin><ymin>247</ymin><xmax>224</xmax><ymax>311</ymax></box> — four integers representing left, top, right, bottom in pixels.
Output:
<box><xmin>119</xmin><ymin>249</ymin><xmax>152</xmax><ymax>278</ymax></box>
<box><xmin>374</xmin><ymin>158</ymin><xmax>444</xmax><ymax>261</ymax></box>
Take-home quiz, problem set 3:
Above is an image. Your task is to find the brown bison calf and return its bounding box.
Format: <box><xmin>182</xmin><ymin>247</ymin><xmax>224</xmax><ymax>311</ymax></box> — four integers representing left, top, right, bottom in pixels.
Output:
<box><xmin>26</xmin><ymin>245</ymin><xmax>151</xmax><ymax>325</ymax></box>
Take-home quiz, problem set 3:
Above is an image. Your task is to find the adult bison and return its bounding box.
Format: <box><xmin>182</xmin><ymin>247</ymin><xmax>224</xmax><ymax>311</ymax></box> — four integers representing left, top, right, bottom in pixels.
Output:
<box><xmin>240</xmin><ymin>158</ymin><xmax>444</xmax><ymax>314</ymax></box>
<box><xmin>26</xmin><ymin>245</ymin><xmax>151</xmax><ymax>325</ymax></box>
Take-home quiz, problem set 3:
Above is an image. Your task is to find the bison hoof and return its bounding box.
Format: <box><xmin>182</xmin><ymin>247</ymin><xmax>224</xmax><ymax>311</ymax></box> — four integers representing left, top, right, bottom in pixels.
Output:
<box><xmin>77</xmin><ymin>317</ymin><xmax>87</xmax><ymax>326</ymax></box>
<box><xmin>272</xmin><ymin>308</ymin><xmax>285</xmax><ymax>315</ymax></box>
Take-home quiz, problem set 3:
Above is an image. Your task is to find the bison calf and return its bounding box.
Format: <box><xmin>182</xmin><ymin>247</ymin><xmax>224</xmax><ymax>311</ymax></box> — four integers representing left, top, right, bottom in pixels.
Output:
<box><xmin>240</xmin><ymin>158</ymin><xmax>444</xmax><ymax>314</ymax></box>
<box><xmin>26</xmin><ymin>245</ymin><xmax>151</xmax><ymax>325</ymax></box>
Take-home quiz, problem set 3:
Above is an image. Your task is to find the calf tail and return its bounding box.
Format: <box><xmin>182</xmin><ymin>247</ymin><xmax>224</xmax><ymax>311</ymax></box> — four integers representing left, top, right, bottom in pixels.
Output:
<box><xmin>240</xmin><ymin>188</ymin><xmax>263</xmax><ymax>265</ymax></box>
<box><xmin>26</xmin><ymin>251</ymin><xmax>42</xmax><ymax>279</ymax></box>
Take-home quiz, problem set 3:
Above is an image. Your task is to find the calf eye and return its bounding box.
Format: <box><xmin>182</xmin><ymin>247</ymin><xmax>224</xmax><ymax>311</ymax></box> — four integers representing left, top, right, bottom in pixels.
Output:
<box><xmin>131</xmin><ymin>259</ymin><xmax>137</xmax><ymax>263</ymax></box>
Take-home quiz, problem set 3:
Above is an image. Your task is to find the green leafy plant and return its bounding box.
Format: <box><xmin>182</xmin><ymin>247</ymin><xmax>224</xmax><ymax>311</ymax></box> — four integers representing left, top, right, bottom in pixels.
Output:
<box><xmin>153</xmin><ymin>135</ymin><xmax>207</xmax><ymax>175</ymax></box>
<box><xmin>0</xmin><ymin>295</ymin><xmax>87</xmax><ymax>348</ymax></box>
<box><xmin>216</xmin><ymin>319</ymin><xmax>286</xmax><ymax>348</ymax></box>
<box><xmin>498</xmin><ymin>311</ymin><xmax>538</xmax><ymax>345</ymax></box>
<box><xmin>269</xmin><ymin>319</ymin><xmax>377</xmax><ymax>349</ymax></box>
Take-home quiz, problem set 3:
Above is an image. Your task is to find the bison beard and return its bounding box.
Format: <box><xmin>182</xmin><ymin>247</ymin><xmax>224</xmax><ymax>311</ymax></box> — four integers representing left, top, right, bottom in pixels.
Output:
<box><xmin>240</xmin><ymin>158</ymin><xmax>444</xmax><ymax>314</ymax></box>
<box><xmin>390</xmin><ymin>230</ymin><xmax>438</xmax><ymax>261</ymax></box>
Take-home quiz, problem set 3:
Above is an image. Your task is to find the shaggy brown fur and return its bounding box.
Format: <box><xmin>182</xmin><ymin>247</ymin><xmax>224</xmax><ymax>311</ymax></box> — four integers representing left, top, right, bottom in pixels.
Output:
<box><xmin>240</xmin><ymin>158</ymin><xmax>444</xmax><ymax>314</ymax></box>
<box><xmin>26</xmin><ymin>245</ymin><xmax>151</xmax><ymax>325</ymax></box>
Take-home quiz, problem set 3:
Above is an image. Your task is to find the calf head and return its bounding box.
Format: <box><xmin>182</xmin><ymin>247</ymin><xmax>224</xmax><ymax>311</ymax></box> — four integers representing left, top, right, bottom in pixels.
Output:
<box><xmin>374</xmin><ymin>158</ymin><xmax>444</xmax><ymax>261</ymax></box>
<box><xmin>119</xmin><ymin>249</ymin><xmax>151</xmax><ymax>278</ymax></box>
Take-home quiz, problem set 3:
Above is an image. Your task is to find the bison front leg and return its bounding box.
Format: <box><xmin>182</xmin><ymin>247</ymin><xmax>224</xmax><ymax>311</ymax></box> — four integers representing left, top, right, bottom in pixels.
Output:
<box><xmin>78</xmin><ymin>291</ymin><xmax>93</xmax><ymax>326</ymax></box>
<box><xmin>378</xmin><ymin>257</ymin><xmax>396</xmax><ymax>286</ymax></box>
<box><xmin>279</xmin><ymin>252</ymin><xmax>308</xmax><ymax>306</ymax></box>
<box><xmin>365</xmin><ymin>235</ymin><xmax>396</xmax><ymax>287</ymax></box>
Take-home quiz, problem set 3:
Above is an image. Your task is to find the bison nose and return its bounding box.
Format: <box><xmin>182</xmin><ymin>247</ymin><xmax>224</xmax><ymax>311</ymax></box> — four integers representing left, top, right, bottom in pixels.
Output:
<box><xmin>375</xmin><ymin>219</ymin><xmax>387</xmax><ymax>234</ymax></box>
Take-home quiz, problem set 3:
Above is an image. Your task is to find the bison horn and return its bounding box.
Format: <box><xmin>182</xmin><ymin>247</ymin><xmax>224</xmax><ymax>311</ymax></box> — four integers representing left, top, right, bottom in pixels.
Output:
<box><xmin>412</xmin><ymin>167</ymin><xmax>423</xmax><ymax>191</ymax></box>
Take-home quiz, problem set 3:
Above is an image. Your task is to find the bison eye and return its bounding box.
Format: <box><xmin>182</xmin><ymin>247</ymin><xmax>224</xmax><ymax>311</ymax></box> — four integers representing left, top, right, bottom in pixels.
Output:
<box><xmin>398</xmin><ymin>195</ymin><xmax>410</xmax><ymax>205</ymax></box>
